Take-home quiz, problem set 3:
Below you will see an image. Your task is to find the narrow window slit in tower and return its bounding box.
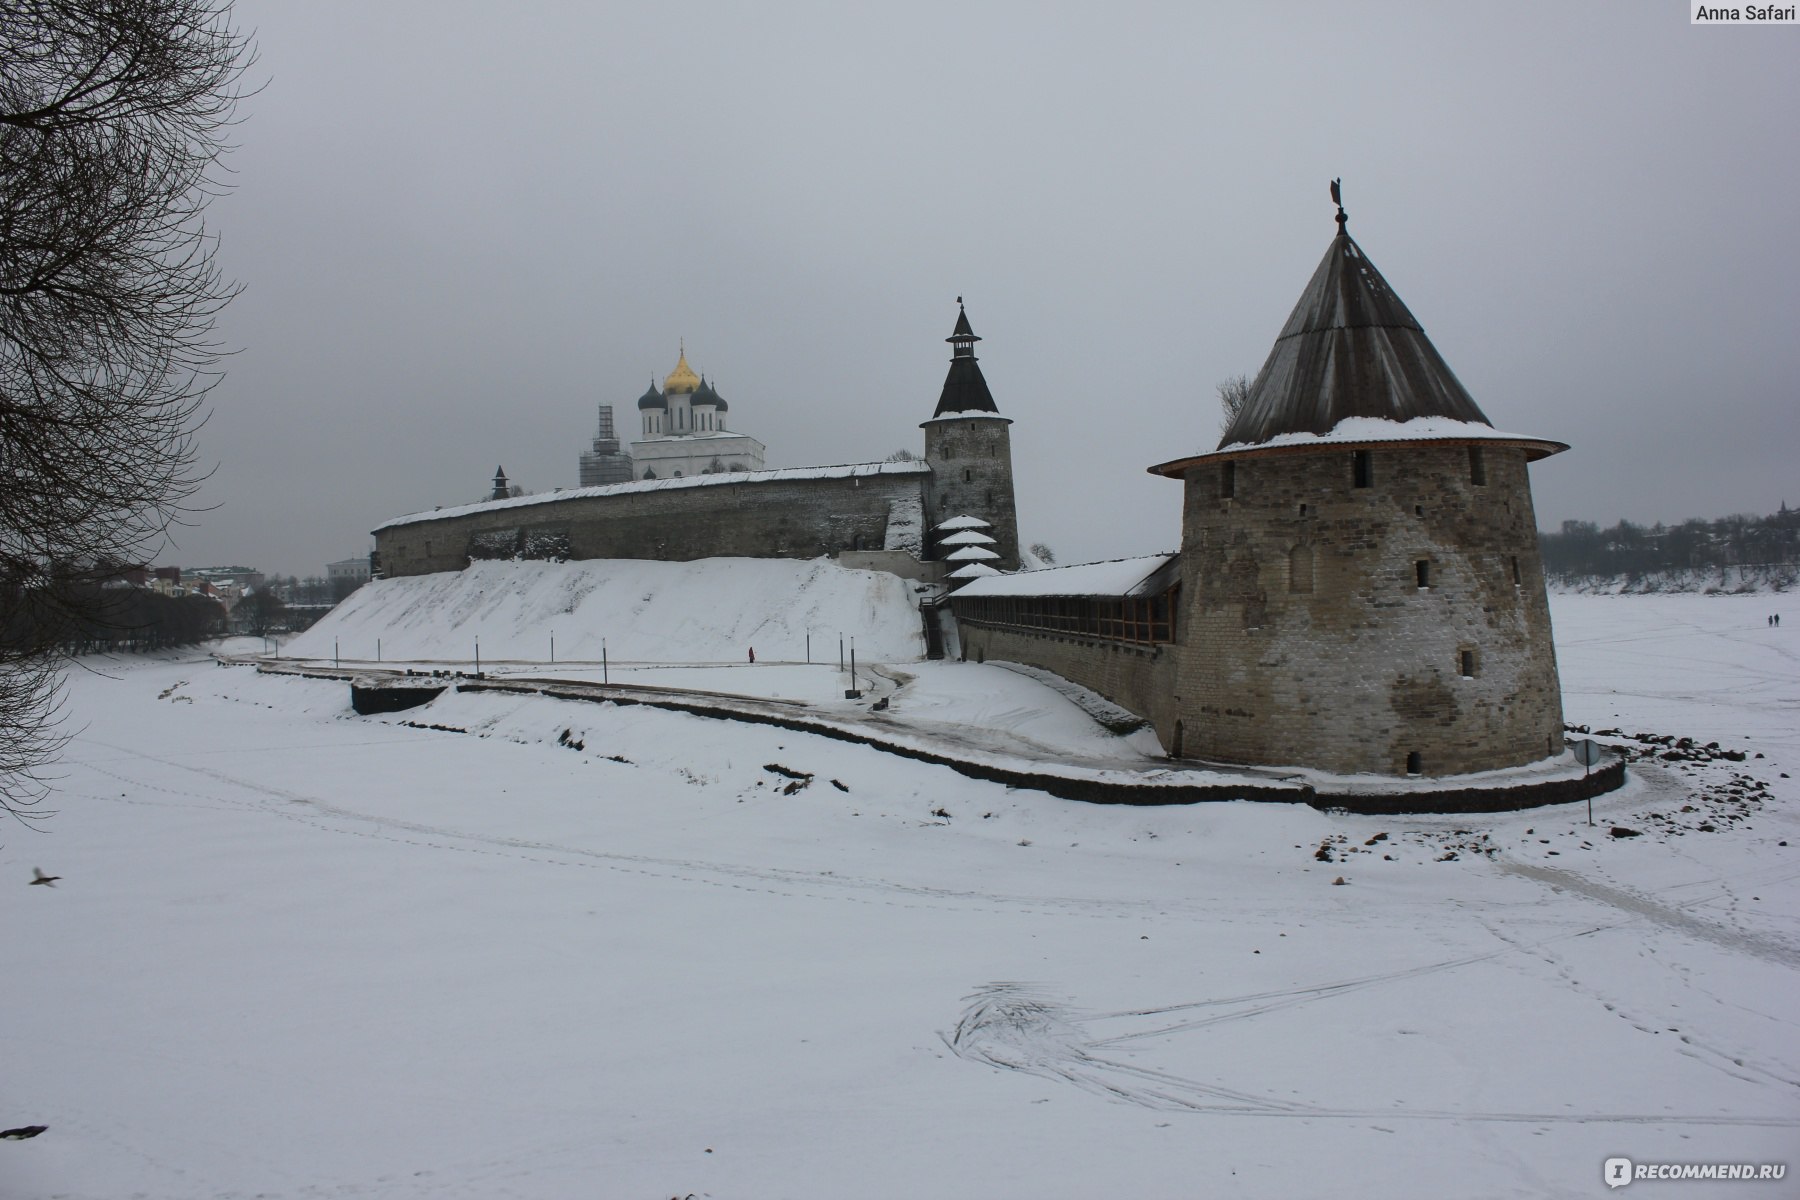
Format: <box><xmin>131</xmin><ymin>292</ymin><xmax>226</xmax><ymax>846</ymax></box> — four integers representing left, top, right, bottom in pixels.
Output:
<box><xmin>1219</xmin><ymin>461</ymin><xmax>1235</xmax><ymax>499</ymax></box>
<box><xmin>1469</xmin><ymin>446</ymin><xmax>1487</xmax><ymax>486</ymax></box>
<box><xmin>1406</xmin><ymin>751</ymin><xmax>1422</xmax><ymax>776</ymax></box>
<box><xmin>1460</xmin><ymin>649</ymin><xmax>1476</xmax><ymax>678</ymax></box>
<box><xmin>1352</xmin><ymin>450</ymin><xmax>1372</xmax><ymax>489</ymax></box>
<box><xmin>1511</xmin><ymin>556</ymin><xmax>1522</xmax><ymax>586</ymax></box>
<box><xmin>1416</xmin><ymin>560</ymin><xmax>1431</xmax><ymax>588</ymax></box>
<box><xmin>1288</xmin><ymin>545</ymin><xmax>1313</xmax><ymax>594</ymax></box>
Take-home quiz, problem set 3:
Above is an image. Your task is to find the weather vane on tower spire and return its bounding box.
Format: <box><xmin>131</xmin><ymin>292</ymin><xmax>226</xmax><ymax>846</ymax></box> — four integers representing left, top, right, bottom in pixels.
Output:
<box><xmin>1330</xmin><ymin>178</ymin><xmax>1347</xmax><ymax>234</ymax></box>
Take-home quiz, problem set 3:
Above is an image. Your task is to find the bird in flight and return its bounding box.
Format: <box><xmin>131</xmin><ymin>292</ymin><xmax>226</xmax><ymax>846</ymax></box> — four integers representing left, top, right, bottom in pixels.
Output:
<box><xmin>29</xmin><ymin>868</ymin><xmax>59</xmax><ymax>887</ymax></box>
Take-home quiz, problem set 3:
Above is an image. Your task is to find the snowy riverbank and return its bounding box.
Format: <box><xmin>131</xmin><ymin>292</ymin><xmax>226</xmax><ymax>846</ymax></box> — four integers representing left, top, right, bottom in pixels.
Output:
<box><xmin>3</xmin><ymin>592</ymin><xmax>1795</xmax><ymax>1199</ymax></box>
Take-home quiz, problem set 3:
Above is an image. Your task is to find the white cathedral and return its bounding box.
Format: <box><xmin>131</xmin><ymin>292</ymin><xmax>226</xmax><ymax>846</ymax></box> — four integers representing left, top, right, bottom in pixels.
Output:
<box><xmin>627</xmin><ymin>345</ymin><xmax>767</xmax><ymax>479</ymax></box>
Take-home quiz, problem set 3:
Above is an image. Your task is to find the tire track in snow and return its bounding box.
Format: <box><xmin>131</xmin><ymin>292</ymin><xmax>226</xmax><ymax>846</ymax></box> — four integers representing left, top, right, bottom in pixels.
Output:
<box><xmin>1474</xmin><ymin>918</ymin><xmax>1800</xmax><ymax>1093</ymax></box>
<box><xmin>1501</xmin><ymin>861</ymin><xmax>1800</xmax><ymax>968</ymax></box>
<box><xmin>946</xmin><ymin>983</ymin><xmax>1799</xmax><ymax>1127</ymax></box>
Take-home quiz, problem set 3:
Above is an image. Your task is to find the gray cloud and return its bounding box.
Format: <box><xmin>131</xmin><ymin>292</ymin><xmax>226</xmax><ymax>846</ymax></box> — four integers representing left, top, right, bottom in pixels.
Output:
<box><xmin>189</xmin><ymin>0</ymin><xmax>1798</xmax><ymax>576</ymax></box>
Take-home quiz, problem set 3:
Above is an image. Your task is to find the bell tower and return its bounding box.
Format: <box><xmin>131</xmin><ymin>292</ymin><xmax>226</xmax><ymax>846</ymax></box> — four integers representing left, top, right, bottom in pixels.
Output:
<box><xmin>921</xmin><ymin>301</ymin><xmax>1019</xmax><ymax>571</ymax></box>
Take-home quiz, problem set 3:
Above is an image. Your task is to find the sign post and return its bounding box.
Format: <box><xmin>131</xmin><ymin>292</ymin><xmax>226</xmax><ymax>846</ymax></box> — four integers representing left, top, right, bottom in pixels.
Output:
<box><xmin>1570</xmin><ymin>738</ymin><xmax>1603</xmax><ymax>826</ymax></box>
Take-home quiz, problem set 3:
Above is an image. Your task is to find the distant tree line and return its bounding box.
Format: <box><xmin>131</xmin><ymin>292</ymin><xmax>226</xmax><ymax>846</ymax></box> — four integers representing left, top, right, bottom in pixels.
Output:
<box><xmin>1539</xmin><ymin>505</ymin><xmax>1799</xmax><ymax>580</ymax></box>
<box><xmin>1</xmin><ymin>569</ymin><xmax>227</xmax><ymax>655</ymax></box>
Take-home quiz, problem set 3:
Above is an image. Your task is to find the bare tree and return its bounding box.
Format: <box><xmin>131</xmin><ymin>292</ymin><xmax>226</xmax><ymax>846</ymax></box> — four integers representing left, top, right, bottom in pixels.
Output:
<box><xmin>1028</xmin><ymin>541</ymin><xmax>1056</xmax><ymax>566</ymax></box>
<box><xmin>236</xmin><ymin>588</ymin><xmax>284</xmax><ymax>637</ymax></box>
<box><xmin>1217</xmin><ymin>374</ymin><xmax>1252</xmax><ymax>433</ymax></box>
<box><xmin>0</xmin><ymin>0</ymin><xmax>252</xmax><ymax>818</ymax></box>
<box><xmin>0</xmin><ymin>651</ymin><xmax>64</xmax><ymax>827</ymax></box>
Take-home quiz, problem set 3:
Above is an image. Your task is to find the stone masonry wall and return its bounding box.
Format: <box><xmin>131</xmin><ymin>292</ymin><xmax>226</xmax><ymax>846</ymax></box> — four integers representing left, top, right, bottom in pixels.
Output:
<box><xmin>1173</xmin><ymin>442</ymin><xmax>1564</xmax><ymax>776</ymax></box>
<box><xmin>923</xmin><ymin>416</ymin><xmax>1020</xmax><ymax>570</ymax></box>
<box><xmin>957</xmin><ymin>621</ymin><xmax>1179</xmax><ymax>746</ymax></box>
<box><xmin>376</xmin><ymin>470</ymin><xmax>930</xmax><ymax>578</ymax></box>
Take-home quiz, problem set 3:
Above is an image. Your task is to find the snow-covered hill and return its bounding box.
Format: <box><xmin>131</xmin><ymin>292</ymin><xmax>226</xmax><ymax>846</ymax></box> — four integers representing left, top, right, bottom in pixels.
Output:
<box><xmin>284</xmin><ymin>557</ymin><xmax>928</xmax><ymax>663</ymax></box>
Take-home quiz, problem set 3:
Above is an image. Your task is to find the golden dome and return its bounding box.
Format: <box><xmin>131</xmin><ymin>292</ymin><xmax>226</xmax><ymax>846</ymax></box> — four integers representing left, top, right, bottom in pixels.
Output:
<box><xmin>663</xmin><ymin>343</ymin><xmax>701</xmax><ymax>394</ymax></box>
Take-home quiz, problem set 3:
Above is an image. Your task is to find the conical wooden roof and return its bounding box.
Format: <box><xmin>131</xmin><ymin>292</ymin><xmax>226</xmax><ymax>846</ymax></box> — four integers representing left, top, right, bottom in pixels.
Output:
<box><xmin>1218</xmin><ymin>231</ymin><xmax>1491</xmax><ymax>448</ymax></box>
<box><xmin>931</xmin><ymin>303</ymin><xmax>1000</xmax><ymax>418</ymax></box>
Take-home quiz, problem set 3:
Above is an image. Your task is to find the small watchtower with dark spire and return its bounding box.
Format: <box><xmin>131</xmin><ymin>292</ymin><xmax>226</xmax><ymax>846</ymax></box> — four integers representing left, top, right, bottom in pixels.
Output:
<box><xmin>1148</xmin><ymin>185</ymin><xmax>1568</xmax><ymax>777</ymax></box>
<box><xmin>490</xmin><ymin>465</ymin><xmax>510</xmax><ymax>502</ymax></box>
<box><xmin>921</xmin><ymin>300</ymin><xmax>1020</xmax><ymax>571</ymax></box>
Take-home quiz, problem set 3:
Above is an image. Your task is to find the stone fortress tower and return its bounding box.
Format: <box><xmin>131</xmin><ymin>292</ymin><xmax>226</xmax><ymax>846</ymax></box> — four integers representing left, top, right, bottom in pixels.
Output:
<box><xmin>1148</xmin><ymin>194</ymin><xmax>1568</xmax><ymax>776</ymax></box>
<box><xmin>631</xmin><ymin>344</ymin><xmax>767</xmax><ymax>479</ymax></box>
<box><xmin>921</xmin><ymin>303</ymin><xmax>1021</xmax><ymax>572</ymax></box>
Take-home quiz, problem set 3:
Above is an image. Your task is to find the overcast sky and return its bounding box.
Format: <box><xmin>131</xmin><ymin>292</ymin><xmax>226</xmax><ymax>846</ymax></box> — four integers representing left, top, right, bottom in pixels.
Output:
<box><xmin>186</xmin><ymin>0</ymin><xmax>1797</xmax><ymax>577</ymax></box>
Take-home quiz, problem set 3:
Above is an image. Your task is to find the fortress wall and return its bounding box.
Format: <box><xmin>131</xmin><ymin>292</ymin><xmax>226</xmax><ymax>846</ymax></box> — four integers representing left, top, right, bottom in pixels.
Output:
<box><xmin>957</xmin><ymin>622</ymin><xmax>1179</xmax><ymax>745</ymax></box>
<box><xmin>376</xmin><ymin>470</ymin><xmax>929</xmax><ymax>578</ymax></box>
<box><xmin>1173</xmin><ymin>443</ymin><xmax>1563</xmax><ymax>776</ymax></box>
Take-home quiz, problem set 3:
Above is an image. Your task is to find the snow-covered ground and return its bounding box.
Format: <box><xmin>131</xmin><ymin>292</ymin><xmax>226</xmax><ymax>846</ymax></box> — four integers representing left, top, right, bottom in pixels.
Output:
<box><xmin>3</xmin><ymin>593</ymin><xmax>1796</xmax><ymax>1199</ymax></box>
<box><xmin>283</xmin><ymin>557</ymin><xmax>929</xmax><ymax>666</ymax></box>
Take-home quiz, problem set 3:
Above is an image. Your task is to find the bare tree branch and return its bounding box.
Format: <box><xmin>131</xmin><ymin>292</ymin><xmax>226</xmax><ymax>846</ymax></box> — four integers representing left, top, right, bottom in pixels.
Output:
<box><xmin>0</xmin><ymin>0</ymin><xmax>252</xmax><ymax>817</ymax></box>
<box><xmin>1217</xmin><ymin>373</ymin><xmax>1252</xmax><ymax>433</ymax></box>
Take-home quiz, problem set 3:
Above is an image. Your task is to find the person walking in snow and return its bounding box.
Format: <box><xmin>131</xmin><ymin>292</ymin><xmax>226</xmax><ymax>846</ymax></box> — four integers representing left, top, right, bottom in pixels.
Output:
<box><xmin>748</xmin><ymin>647</ymin><xmax>756</xmax><ymax>664</ymax></box>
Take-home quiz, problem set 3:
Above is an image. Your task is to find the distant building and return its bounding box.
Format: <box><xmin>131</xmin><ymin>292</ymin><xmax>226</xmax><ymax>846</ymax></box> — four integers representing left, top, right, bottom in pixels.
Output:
<box><xmin>186</xmin><ymin>565</ymin><xmax>265</xmax><ymax>592</ymax></box>
<box><xmin>578</xmin><ymin>405</ymin><xmax>635</xmax><ymax>486</ymax></box>
<box><xmin>327</xmin><ymin>557</ymin><xmax>372</xmax><ymax>586</ymax></box>
<box><xmin>631</xmin><ymin>346</ymin><xmax>767</xmax><ymax>479</ymax></box>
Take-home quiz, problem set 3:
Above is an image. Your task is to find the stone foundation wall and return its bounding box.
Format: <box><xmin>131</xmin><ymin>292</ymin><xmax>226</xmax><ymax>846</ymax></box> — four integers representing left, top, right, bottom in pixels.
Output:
<box><xmin>376</xmin><ymin>469</ymin><xmax>931</xmax><ymax>578</ymax></box>
<box><xmin>1173</xmin><ymin>442</ymin><xmax>1564</xmax><ymax>776</ymax></box>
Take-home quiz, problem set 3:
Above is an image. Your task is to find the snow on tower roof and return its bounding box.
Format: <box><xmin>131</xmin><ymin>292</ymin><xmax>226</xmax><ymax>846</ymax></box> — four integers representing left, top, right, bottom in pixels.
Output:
<box><xmin>947</xmin><ymin>562</ymin><xmax>1002</xmax><ymax>578</ymax></box>
<box><xmin>1220</xmin><ymin>228</ymin><xmax>1492</xmax><ymax>448</ymax></box>
<box><xmin>1148</xmin><ymin>413</ymin><xmax>1568</xmax><ymax>477</ymax></box>
<box><xmin>946</xmin><ymin>545</ymin><xmax>1001</xmax><ymax>561</ymax></box>
<box><xmin>1149</xmin><ymin>206</ymin><xmax>1567</xmax><ymax>476</ymax></box>
<box><xmin>938</xmin><ymin>529</ymin><xmax>996</xmax><ymax>546</ymax></box>
<box><xmin>934</xmin><ymin>515</ymin><xmax>991</xmax><ymax>531</ymax></box>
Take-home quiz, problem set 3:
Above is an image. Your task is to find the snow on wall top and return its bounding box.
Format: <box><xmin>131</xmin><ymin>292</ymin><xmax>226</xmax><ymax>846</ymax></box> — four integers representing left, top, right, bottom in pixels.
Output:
<box><xmin>375</xmin><ymin>460</ymin><xmax>934</xmax><ymax>532</ymax></box>
<box><xmin>1149</xmin><ymin>416</ymin><xmax>1567</xmax><ymax>475</ymax></box>
<box><xmin>954</xmin><ymin>553</ymin><xmax>1177</xmax><ymax>599</ymax></box>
